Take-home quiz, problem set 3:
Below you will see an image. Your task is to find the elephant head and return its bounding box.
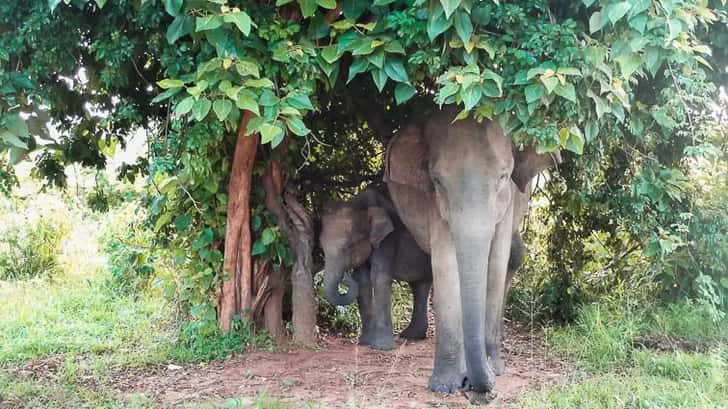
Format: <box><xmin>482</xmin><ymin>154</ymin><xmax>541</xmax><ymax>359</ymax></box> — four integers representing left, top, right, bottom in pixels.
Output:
<box><xmin>385</xmin><ymin>109</ymin><xmax>558</xmax><ymax>393</ymax></box>
<box><xmin>319</xmin><ymin>201</ymin><xmax>394</xmax><ymax>306</ymax></box>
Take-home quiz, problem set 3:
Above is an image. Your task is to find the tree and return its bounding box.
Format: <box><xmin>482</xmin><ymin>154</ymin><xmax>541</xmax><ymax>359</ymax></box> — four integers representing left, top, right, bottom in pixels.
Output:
<box><xmin>2</xmin><ymin>0</ymin><xmax>726</xmax><ymax>338</ymax></box>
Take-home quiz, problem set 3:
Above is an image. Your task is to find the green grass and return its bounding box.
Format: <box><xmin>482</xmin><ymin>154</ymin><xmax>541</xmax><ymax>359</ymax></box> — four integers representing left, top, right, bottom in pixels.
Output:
<box><xmin>519</xmin><ymin>301</ymin><xmax>728</xmax><ymax>409</ymax></box>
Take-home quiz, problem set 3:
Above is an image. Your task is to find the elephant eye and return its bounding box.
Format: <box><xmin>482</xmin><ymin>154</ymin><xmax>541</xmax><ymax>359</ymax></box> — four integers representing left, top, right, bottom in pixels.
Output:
<box><xmin>499</xmin><ymin>173</ymin><xmax>509</xmax><ymax>182</ymax></box>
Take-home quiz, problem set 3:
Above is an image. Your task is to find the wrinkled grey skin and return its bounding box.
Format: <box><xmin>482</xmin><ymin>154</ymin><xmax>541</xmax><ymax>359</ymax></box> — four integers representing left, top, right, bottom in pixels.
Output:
<box><xmin>320</xmin><ymin>185</ymin><xmax>433</xmax><ymax>350</ymax></box>
<box><xmin>384</xmin><ymin>108</ymin><xmax>559</xmax><ymax>394</ymax></box>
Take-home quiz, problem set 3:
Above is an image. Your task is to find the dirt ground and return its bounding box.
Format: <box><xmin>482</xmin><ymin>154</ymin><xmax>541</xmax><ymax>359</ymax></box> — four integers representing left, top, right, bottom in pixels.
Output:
<box><xmin>113</xmin><ymin>325</ymin><xmax>567</xmax><ymax>409</ymax></box>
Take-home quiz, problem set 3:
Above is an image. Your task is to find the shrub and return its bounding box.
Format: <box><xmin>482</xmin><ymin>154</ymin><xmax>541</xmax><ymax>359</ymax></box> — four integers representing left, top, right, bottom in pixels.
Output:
<box><xmin>0</xmin><ymin>194</ymin><xmax>71</xmax><ymax>281</ymax></box>
<box><xmin>98</xmin><ymin>201</ymin><xmax>161</xmax><ymax>296</ymax></box>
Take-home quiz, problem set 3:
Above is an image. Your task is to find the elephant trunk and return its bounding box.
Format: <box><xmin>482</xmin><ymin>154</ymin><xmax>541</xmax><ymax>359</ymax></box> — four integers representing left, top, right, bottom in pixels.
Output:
<box><xmin>323</xmin><ymin>264</ymin><xmax>359</xmax><ymax>306</ymax></box>
<box><xmin>451</xmin><ymin>202</ymin><xmax>496</xmax><ymax>393</ymax></box>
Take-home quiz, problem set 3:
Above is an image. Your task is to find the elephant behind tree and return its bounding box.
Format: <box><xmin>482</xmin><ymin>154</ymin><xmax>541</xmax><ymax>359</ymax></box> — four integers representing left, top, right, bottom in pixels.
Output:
<box><xmin>384</xmin><ymin>108</ymin><xmax>559</xmax><ymax>394</ymax></box>
<box><xmin>319</xmin><ymin>185</ymin><xmax>433</xmax><ymax>350</ymax></box>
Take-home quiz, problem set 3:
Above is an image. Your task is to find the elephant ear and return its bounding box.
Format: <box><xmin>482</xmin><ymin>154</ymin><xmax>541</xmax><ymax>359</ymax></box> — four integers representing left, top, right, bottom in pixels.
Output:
<box><xmin>511</xmin><ymin>145</ymin><xmax>562</xmax><ymax>193</ymax></box>
<box><xmin>367</xmin><ymin>207</ymin><xmax>394</xmax><ymax>248</ymax></box>
<box><xmin>384</xmin><ymin>124</ymin><xmax>433</xmax><ymax>192</ymax></box>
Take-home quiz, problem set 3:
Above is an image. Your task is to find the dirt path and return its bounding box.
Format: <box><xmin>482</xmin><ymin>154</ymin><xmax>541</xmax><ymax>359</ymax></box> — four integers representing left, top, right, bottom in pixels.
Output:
<box><xmin>115</xmin><ymin>326</ymin><xmax>567</xmax><ymax>408</ymax></box>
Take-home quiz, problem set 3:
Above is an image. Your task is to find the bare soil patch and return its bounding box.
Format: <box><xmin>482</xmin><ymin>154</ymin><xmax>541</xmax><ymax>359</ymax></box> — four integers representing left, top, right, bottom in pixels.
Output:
<box><xmin>112</xmin><ymin>325</ymin><xmax>567</xmax><ymax>408</ymax></box>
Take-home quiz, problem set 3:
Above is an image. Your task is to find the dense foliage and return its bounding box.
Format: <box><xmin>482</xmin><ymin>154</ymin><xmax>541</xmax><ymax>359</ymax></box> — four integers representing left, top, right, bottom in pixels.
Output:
<box><xmin>1</xmin><ymin>0</ymin><xmax>726</xmax><ymax>332</ymax></box>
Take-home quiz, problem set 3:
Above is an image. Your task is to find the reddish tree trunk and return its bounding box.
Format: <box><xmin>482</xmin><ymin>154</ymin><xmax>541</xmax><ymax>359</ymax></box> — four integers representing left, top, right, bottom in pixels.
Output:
<box><xmin>219</xmin><ymin>111</ymin><xmax>259</xmax><ymax>332</ymax></box>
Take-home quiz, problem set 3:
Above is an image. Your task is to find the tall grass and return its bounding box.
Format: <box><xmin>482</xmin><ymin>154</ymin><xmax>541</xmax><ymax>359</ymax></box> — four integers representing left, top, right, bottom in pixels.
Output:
<box><xmin>520</xmin><ymin>300</ymin><xmax>727</xmax><ymax>409</ymax></box>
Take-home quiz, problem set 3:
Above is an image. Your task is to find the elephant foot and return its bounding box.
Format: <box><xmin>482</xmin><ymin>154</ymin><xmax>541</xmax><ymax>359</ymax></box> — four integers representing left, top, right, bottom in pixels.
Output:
<box><xmin>368</xmin><ymin>338</ymin><xmax>395</xmax><ymax>351</ymax></box>
<box><xmin>428</xmin><ymin>371</ymin><xmax>465</xmax><ymax>394</ymax></box>
<box><xmin>399</xmin><ymin>325</ymin><xmax>427</xmax><ymax>340</ymax></box>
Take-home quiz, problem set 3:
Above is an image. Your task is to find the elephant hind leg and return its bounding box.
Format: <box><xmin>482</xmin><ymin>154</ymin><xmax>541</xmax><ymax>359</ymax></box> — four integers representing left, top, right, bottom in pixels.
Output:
<box><xmin>400</xmin><ymin>280</ymin><xmax>431</xmax><ymax>340</ymax></box>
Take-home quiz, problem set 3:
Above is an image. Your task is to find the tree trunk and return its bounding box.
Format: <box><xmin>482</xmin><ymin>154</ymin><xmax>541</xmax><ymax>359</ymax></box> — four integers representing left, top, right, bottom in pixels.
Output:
<box><xmin>285</xmin><ymin>191</ymin><xmax>318</xmax><ymax>345</ymax></box>
<box><xmin>261</xmin><ymin>160</ymin><xmax>287</xmax><ymax>341</ymax></box>
<box><xmin>219</xmin><ymin>111</ymin><xmax>258</xmax><ymax>332</ymax></box>
<box><xmin>261</xmin><ymin>152</ymin><xmax>318</xmax><ymax>346</ymax></box>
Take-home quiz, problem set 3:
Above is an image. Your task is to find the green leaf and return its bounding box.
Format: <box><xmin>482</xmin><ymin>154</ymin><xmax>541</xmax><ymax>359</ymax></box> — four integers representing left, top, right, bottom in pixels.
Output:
<box><xmin>440</xmin><ymin>0</ymin><xmax>462</xmax><ymax>19</ymax></box>
<box><xmin>174</xmin><ymin>96</ymin><xmax>195</xmax><ymax>116</ymax></box>
<box><xmin>453</xmin><ymin>11</ymin><xmax>473</xmax><ymax>45</ymax></box>
<box><xmin>524</xmin><ymin>84</ymin><xmax>545</xmax><ymax>104</ymax></box>
<box><xmin>607</xmin><ymin>2</ymin><xmax>631</xmax><ymax>24</ymax></box>
<box><xmin>565</xmin><ymin>126</ymin><xmax>585</xmax><ymax>154</ymax></box>
<box><xmin>585</xmin><ymin>119</ymin><xmax>599</xmax><ymax>142</ymax></box>
<box><xmin>395</xmin><ymin>83</ymin><xmax>416</xmax><ymax>105</ymax></box>
<box><xmin>540</xmin><ymin>76</ymin><xmax>559</xmax><ymax>94</ymax></box>
<box><xmin>582</xmin><ymin>0</ymin><xmax>596</xmax><ymax>6</ymax></box>
<box><xmin>157</xmin><ymin>79</ymin><xmax>184</xmax><ymax>89</ymax></box>
<box><xmin>236</xmin><ymin>60</ymin><xmax>261</xmax><ymax>78</ymax></box>
<box><xmin>163</xmin><ymin>0</ymin><xmax>183</xmax><ymax>16</ymax></box>
<box><xmin>299</xmin><ymin>0</ymin><xmax>317</xmax><ymax>18</ymax></box>
<box><xmin>167</xmin><ymin>15</ymin><xmax>194</xmax><ymax>44</ymax></box>
<box><xmin>49</xmin><ymin>0</ymin><xmax>62</xmax><ymax>12</ymax></box>
<box><xmin>585</xmin><ymin>45</ymin><xmax>608</xmax><ymax>66</ymax></box>
<box><xmin>367</xmin><ymin>49</ymin><xmax>385</xmax><ymax>69</ymax></box>
<box><xmin>152</xmin><ymin>88</ymin><xmax>182</xmax><ymax>104</ymax></box>
<box><xmin>245</xmin><ymin>78</ymin><xmax>275</xmax><ymax>88</ymax></box>
<box><xmin>8</xmin><ymin>146</ymin><xmax>28</xmax><ymax>166</ymax></box>
<box><xmin>628</xmin><ymin>14</ymin><xmax>647</xmax><ymax>34</ymax></box>
<box><xmin>371</xmin><ymin>69</ymin><xmax>388</xmax><ymax>92</ymax></box>
<box><xmin>286</xmin><ymin>116</ymin><xmax>311</xmax><ymax>136</ymax></box>
<box><xmin>287</xmin><ymin>94</ymin><xmax>314</xmax><ymax>111</ymax></box>
<box><xmin>192</xmin><ymin>98</ymin><xmax>212</xmax><ymax>121</ymax></box>
<box><xmin>0</xmin><ymin>131</ymin><xmax>28</xmax><ymax>149</ymax></box>
<box><xmin>223</xmin><ymin>11</ymin><xmax>252</xmax><ymax>36</ymax></box>
<box><xmin>351</xmin><ymin>37</ymin><xmax>375</xmax><ymax>56</ymax></box>
<box><xmin>384</xmin><ymin>41</ymin><xmax>405</xmax><ymax>54</ymax></box>
<box><xmin>260</xmin><ymin>123</ymin><xmax>284</xmax><ymax>145</ymax></box>
<box><xmin>347</xmin><ymin>59</ymin><xmax>369</xmax><ymax>83</ymax></box>
<box><xmin>427</xmin><ymin>6</ymin><xmax>453</xmax><ymax>41</ymax></box>
<box><xmin>589</xmin><ymin>11</ymin><xmax>607</xmax><ymax>33</ymax></box>
<box><xmin>236</xmin><ymin>95</ymin><xmax>260</xmax><ymax>116</ymax></box>
<box><xmin>383</xmin><ymin>59</ymin><xmax>409</xmax><ymax>83</ymax></box>
<box><xmin>196</xmin><ymin>16</ymin><xmax>223</xmax><ymax>32</ymax></box>
<box><xmin>154</xmin><ymin>212</ymin><xmax>173</xmax><ymax>232</ymax></box>
<box><xmin>667</xmin><ymin>19</ymin><xmax>683</xmax><ymax>41</ymax></box>
<box><xmin>554</xmin><ymin>83</ymin><xmax>576</xmax><ymax>103</ymax></box>
<box><xmin>252</xmin><ymin>240</ymin><xmax>267</xmax><ymax>256</ymax></box>
<box><xmin>720</xmin><ymin>277</ymin><xmax>728</xmax><ymax>289</ymax></box>
<box><xmin>174</xmin><ymin>214</ymin><xmax>192</xmax><ymax>232</ymax></box>
<box><xmin>616</xmin><ymin>52</ymin><xmax>643</xmax><ymax>78</ymax></box>
<box><xmin>192</xmin><ymin>228</ymin><xmax>214</xmax><ymax>250</ymax></box>
<box><xmin>261</xmin><ymin>227</ymin><xmax>276</xmax><ymax>245</ymax></box>
<box><xmin>460</xmin><ymin>86</ymin><xmax>482</xmax><ymax>111</ymax></box>
<box><xmin>317</xmin><ymin>0</ymin><xmax>337</xmax><ymax>9</ymax></box>
<box><xmin>213</xmin><ymin>99</ymin><xmax>233</xmax><ymax>121</ymax></box>
<box><xmin>343</xmin><ymin>0</ymin><xmax>368</xmax><ymax>19</ymax></box>
<box><xmin>259</xmin><ymin>90</ymin><xmax>279</xmax><ymax>107</ymax></box>
<box><xmin>321</xmin><ymin>45</ymin><xmax>343</xmax><ymax>64</ymax></box>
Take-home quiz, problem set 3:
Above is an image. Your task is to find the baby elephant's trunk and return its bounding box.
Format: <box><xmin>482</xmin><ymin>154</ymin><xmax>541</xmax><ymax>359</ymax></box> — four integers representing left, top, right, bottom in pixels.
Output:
<box><xmin>323</xmin><ymin>266</ymin><xmax>359</xmax><ymax>306</ymax></box>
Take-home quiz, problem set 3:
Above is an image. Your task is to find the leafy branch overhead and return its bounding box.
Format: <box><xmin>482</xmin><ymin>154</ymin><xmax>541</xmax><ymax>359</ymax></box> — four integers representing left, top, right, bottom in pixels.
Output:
<box><xmin>144</xmin><ymin>0</ymin><xmax>719</xmax><ymax>157</ymax></box>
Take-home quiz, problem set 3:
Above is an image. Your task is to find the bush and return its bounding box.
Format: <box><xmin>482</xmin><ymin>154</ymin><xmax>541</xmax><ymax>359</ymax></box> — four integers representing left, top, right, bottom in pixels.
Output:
<box><xmin>0</xmin><ymin>195</ymin><xmax>71</xmax><ymax>281</ymax></box>
<box><xmin>98</xmin><ymin>201</ymin><xmax>161</xmax><ymax>296</ymax></box>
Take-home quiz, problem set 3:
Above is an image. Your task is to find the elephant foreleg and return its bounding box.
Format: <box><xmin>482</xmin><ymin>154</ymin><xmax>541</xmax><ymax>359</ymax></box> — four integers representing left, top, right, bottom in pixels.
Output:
<box><xmin>400</xmin><ymin>280</ymin><xmax>431</xmax><ymax>340</ymax></box>
<box><xmin>485</xmin><ymin>205</ymin><xmax>514</xmax><ymax>376</ymax></box>
<box><xmin>367</xmin><ymin>245</ymin><xmax>395</xmax><ymax>351</ymax></box>
<box><xmin>428</xmin><ymin>219</ymin><xmax>466</xmax><ymax>393</ymax></box>
<box><xmin>355</xmin><ymin>265</ymin><xmax>374</xmax><ymax>346</ymax></box>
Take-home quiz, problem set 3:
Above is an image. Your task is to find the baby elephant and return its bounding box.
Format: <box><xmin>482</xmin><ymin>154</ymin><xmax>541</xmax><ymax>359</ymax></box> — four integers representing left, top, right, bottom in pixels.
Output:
<box><xmin>320</xmin><ymin>185</ymin><xmax>433</xmax><ymax>350</ymax></box>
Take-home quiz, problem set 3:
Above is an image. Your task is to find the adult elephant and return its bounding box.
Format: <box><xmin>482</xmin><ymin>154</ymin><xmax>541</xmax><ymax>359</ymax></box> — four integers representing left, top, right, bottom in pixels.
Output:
<box><xmin>384</xmin><ymin>108</ymin><xmax>558</xmax><ymax>394</ymax></box>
